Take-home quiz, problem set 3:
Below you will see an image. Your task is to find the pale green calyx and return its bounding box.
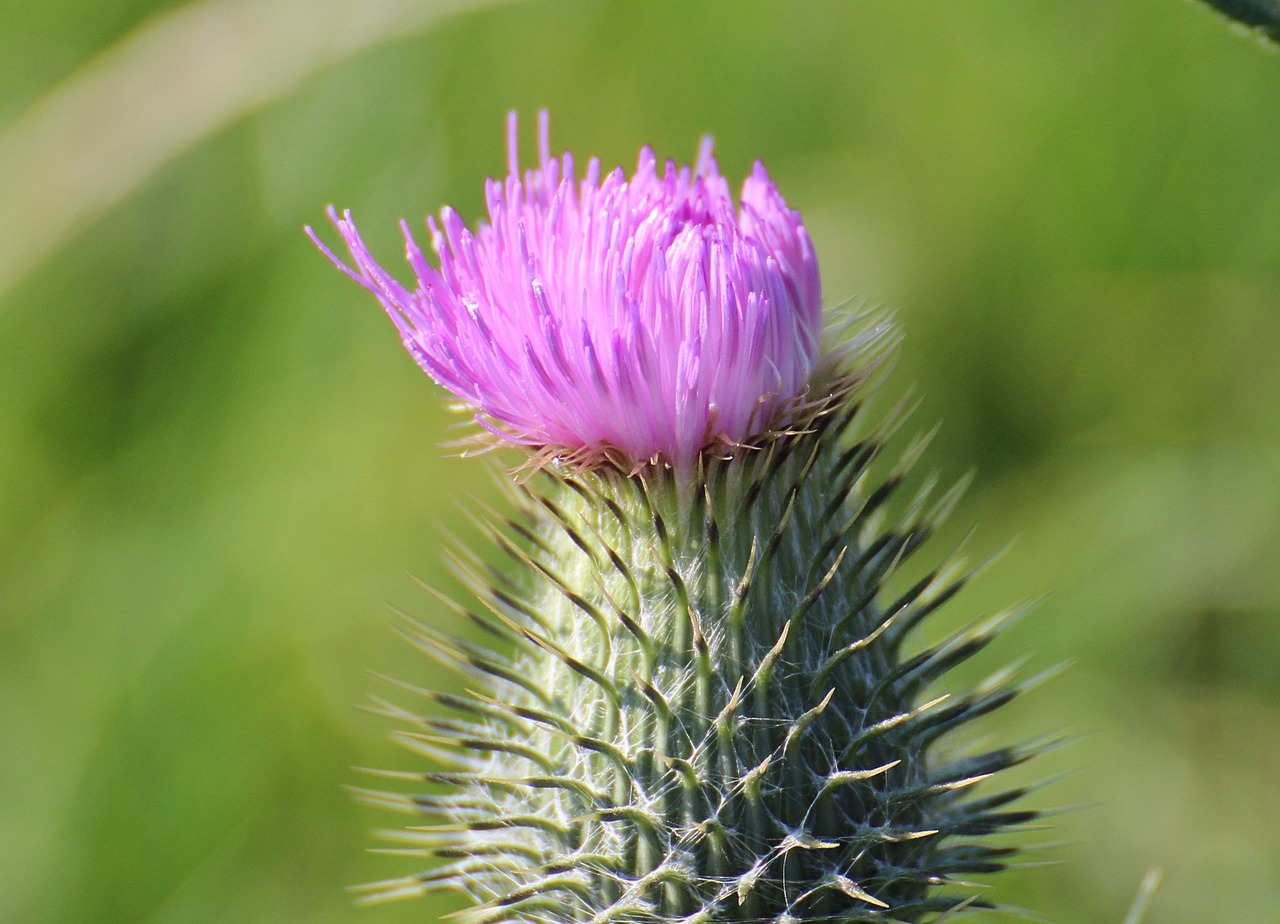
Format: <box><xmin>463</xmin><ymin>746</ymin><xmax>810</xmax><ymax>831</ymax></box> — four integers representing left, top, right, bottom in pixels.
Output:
<box><xmin>351</xmin><ymin>360</ymin><xmax>1051</xmax><ymax>923</ymax></box>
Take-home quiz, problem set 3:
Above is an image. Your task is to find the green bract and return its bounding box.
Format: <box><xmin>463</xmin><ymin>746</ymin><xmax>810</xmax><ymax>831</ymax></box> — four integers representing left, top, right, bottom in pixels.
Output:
<box><xmin>352</xmin><ymin>357</ymin><xmax>1051</xmax><ymax>922</ymax></box>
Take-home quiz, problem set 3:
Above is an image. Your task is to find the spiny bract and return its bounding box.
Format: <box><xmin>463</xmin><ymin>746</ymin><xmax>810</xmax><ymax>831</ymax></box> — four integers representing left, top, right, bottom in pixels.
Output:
<box><xmin>351</xmin><ymin>370</ymin><xmax>1051</xmax><ymax>923</ymax></box>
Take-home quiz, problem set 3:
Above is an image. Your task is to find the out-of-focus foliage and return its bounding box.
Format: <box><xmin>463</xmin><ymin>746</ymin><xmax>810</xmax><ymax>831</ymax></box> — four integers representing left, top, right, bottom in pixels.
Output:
<box><xmin>1199</xmin><ymin>0</ymin><xmax>1280</xmax><ymax>44</ymax></box>
<box><xmin>1</xmin><ymin>2</ymin><xmax>1276</xmax><ymax>923</ymax></box>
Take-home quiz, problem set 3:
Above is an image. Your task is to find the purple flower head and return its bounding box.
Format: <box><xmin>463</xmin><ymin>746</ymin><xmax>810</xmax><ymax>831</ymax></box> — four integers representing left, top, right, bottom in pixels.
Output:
<box><xmin>310</xmin><ymin>112</ymin><xmax>824</xmax><ymax>471</ymax></box>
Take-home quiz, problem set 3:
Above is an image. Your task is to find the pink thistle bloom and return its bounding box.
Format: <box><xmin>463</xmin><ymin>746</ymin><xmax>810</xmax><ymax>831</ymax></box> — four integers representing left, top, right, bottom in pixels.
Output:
<box><xmin>309</xmin><ymin>112</ymin><xmax>823</xmax><ymax>471</ymax></box>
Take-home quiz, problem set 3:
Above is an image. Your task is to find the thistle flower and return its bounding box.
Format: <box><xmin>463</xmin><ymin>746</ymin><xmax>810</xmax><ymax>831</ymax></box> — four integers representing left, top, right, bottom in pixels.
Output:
<box><xmin>312</xmin><ymin>114</ymin><xmax>1048</xmax><ymax>923</ymax></box>
<box><xmin>310</xmin><ymin>111</ymin><xmax>823</xmax><ymax>471</ymax></box>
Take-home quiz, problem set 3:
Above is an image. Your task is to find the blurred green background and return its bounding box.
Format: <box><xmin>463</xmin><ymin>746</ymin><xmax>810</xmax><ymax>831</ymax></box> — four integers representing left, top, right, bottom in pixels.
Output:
<box><xmin>2</xmin><ymin>1</ymin><xmax>1277</xmax><ymax>922</ymax></box>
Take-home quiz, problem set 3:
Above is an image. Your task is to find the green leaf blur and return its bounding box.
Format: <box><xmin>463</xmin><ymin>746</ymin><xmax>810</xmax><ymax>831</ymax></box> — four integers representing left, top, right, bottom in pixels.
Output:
<box><xmin>1</xmin><ymin>2</ymin><xmax>1276</xmax><ymax>923</ymax></box>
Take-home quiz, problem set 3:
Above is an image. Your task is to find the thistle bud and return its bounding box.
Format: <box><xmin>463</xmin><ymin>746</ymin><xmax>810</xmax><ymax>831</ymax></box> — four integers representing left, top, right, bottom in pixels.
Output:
<box><xmin>311</xmin><ymin>113</ymin><xmax>1047</xmax><ymax>922</ymax></box>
